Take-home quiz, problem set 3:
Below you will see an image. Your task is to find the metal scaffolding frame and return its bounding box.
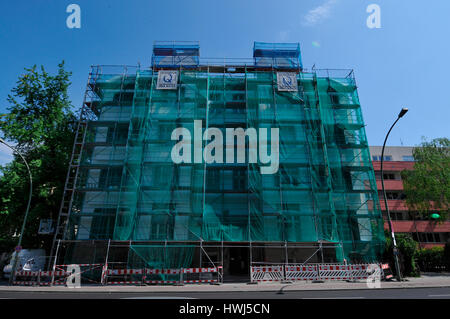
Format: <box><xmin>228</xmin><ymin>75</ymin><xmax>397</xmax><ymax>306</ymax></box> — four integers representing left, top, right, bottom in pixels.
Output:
<box><xmin>52</xmin><ymin>42</ymin><xmax>384</xmax><ymax>279</ymax></box>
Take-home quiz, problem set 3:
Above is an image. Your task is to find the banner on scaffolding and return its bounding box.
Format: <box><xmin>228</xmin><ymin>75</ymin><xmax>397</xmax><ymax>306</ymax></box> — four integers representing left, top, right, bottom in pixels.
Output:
<box><xmin>38</xmin><ymin>219</ymin><xmax>55</xmax><ymax>235</ymax></box>
<box><xmin>276</xmin><ymin>72</ymin><xmax>298</xmax><ymax>92</ymax></box>
<box><xmin>157</xmin><ymin>70</ymin><xmax>179</xmax><ymax>90</ymax></box>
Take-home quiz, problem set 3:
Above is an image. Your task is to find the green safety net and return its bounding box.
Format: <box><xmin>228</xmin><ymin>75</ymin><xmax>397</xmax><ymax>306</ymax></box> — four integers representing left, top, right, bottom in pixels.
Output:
<box><xmin>66</xmin><ymin>66</ymin><xmax>385</xmax><ymax>267</ymax></box>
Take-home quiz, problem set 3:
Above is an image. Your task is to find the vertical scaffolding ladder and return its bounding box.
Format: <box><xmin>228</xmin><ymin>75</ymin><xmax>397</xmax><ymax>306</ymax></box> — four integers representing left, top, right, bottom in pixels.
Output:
<box><xmin>51</xmin><ymin>67</ymin><xmax>100</xmax><ymax>257</ymax></box>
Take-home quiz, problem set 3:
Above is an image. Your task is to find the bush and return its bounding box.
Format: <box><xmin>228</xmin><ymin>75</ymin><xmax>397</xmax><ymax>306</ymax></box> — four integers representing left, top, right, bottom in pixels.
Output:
<box><xmin>384</xmin><ymin>231</ymin><xmax>420</xmax><ymax>277</ymax></box>
<box><xmin>417</xmin><ymin>247</ymin><xmax>445</xmax><ymax>272</ymax></box>
<box><xmin>443</xmin><ymin>241</ymin><xmax>450</xmax><ymax>271</ymax></box>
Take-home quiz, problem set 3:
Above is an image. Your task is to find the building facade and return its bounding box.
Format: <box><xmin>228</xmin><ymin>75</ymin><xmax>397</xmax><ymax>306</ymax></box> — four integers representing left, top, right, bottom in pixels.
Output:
<box><xmin>370</xmin><ymin>146</ymin><xmax>450</xmax><ymax>248</ymax></box>
<box><xmin>53</xmin><ymin>42</ymin><xmax>385</xmax><ymax>277</ymax></box>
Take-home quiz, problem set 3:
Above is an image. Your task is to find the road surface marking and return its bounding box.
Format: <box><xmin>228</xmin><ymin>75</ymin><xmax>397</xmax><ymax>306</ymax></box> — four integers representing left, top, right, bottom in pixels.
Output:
<box><xmin>122</xmin><ymin>297</ymin><xmax>197</xmax><ymax>300</ymax></box>
<box><xmin>428</xmin><ymin>294</ymin><xmax>450</xmax><ymax>297</ymax></box>
<box><xmin>302</xmin><ymin>297</ymin><xmax>365</xmax><ymax>299</ymax></box>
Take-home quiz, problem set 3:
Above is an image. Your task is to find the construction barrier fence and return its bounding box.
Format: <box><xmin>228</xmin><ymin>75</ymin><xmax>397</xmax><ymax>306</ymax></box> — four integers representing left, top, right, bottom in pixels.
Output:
<box><xmin>12</xmin><ymin>263</ymin><xmax>391</xmax><ymax>286</ymax></box>
<box><xmin>250</xmin><ymin>263</ymin><xmax>390</xmax><ymax>283</ymax></box>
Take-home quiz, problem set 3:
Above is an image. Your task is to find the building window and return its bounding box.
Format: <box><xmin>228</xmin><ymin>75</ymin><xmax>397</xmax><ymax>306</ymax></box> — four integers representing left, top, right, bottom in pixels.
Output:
<box><xmin>99</xmin><ymin>167</ymin><xmax>123</xmax><ymax>189</ymax></box>
<box><xmin>91</xmin><ymin>208</ymin><xmax>115</xmax><ymax>239</ymax></box>
<box><xmin>414</xmin><ymin>232</ymin><xmax>445</xmax><ymax>243</ymax></box>
<box><xmin>233</xmin><ymin>169</ymin><xmax>247</xmax><ymax>191</ymax></box>
<box><xmin>392</xmin><ymin>212</ymin><xmax>404</xmax><ymax>220</ymax></box>
<box><xmin>383</xmin><ymin>173</ymin><xmax>396</xmax><ymax>180</ymax></box>
<box><xmin>153</xmin><ymin>166</ymin><xmax>174</xmax><ymax>187</ymax></box>
<box><xmin>384</xmin><ymin>192</ymin><xmax>406</xmax><ymax>200</ymax></box>
<box><xmin>206</xmin><ymin>169</ymin><xmax>221</xmax><ymax>190</ymax></box>
<box><xmin>372</xmin><ymin>155</ymin><xmax>392</xmax><ymax>161</ymax></box>
<box><xmin>402</xmin><ymin>155</ymin><xmax>415</xmax><ymax>161</ymax></box>
<box><xmin>159</xmin><ymin>124</ymin><xmax>173</xmax><ymax>140</ymax></box>
<box><xmin>106</xmin><ymin>124</ymin><xmax>129</xmax><ymax>144</ymax></box>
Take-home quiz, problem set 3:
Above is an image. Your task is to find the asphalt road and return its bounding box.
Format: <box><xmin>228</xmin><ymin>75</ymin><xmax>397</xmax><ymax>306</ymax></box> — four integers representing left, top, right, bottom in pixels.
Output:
<box><xmin>0</xmin><ymin>287</ymin><xmax>449</xmax><ymax>299</ymax></box>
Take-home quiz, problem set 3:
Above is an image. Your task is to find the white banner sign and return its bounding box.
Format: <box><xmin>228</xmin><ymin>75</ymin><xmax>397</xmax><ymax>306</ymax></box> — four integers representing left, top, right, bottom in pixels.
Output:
<box><xmin>38</xmin><ymin>219</ymin><xmax>54</xmax><ymax>235</ymax></box>
<box><xmin>157</xmin><ymin>70</ymin><xmax>179</xmax><ymax>90</ymax></box>
<box><xmin>277</xmin><ymin>72</ymin><xmax>298</xmax><ymax>92</ymax></box>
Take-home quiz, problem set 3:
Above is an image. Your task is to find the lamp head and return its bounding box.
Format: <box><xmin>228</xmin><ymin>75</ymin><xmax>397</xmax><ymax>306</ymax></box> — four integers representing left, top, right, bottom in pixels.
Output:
<box><xmin>430</xmin><ymin>213</ymin><xmax>440</xmax><ymax>220</ymax></box>
<box><xmin>398</xmin><ymin>108</ymin><xmax>408</xmax><ymax>118</ymax></box>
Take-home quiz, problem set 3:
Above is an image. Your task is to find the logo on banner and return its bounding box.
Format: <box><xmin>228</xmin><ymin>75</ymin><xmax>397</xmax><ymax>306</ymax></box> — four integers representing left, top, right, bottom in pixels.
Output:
<box><xmin>277</xmin><ymin>72</ymin><xmax>298</xmax><ymax>92</ymax></box>
<box><xmin>157</xmin><ymin>70</ymin><xmax>178</xmax><ymax>90</ymax></box>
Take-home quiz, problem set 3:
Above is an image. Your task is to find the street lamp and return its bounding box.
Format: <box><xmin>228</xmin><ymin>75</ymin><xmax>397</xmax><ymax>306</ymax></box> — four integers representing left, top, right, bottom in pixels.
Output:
<box><xmin>380</xmin><ymin>108</ymin><xmax>408</xmax><ymax>281</ymax></box>
<box><xmin>0</xmin><ymin>138</ymin><xmax>33</xmax><ymax>285</ymax></box>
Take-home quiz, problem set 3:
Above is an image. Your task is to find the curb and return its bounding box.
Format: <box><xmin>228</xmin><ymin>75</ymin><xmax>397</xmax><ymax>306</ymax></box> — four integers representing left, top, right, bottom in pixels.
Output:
<box><xmin>1</xmin><ymin>283</ymin><xmax>450</xmax><ymax>294</ymax></box>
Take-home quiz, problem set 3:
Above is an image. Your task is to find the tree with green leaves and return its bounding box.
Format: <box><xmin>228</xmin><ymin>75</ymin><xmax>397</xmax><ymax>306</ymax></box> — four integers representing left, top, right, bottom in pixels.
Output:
<box><xmin>0</xmin><ymin>62</ymin><xmax>76</xmax><ymax>253</ymax></box>
<box><xmin>401</xmin><ymin>138</ymin><xmax>449</xmax><ymax>221</ymax></box>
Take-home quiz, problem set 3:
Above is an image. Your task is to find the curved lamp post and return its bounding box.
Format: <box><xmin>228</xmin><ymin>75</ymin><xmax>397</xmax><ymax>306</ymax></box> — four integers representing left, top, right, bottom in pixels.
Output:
<box><xmin>0</xmin><ymin>138</ymin><xmax>33</xmax><ymax>285</ymax></box>
<box><xmin>380</xmin><ymin>108</ymin><xmax>408</xmax><ymax>281</ymax></box>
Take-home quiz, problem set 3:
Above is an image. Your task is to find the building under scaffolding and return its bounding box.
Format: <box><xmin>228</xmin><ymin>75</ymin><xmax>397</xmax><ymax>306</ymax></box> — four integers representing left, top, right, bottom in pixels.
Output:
<box><xmin>52</xmin><ymin>41</ymin><xmax>385</xmax><ymax>280</ymax></box>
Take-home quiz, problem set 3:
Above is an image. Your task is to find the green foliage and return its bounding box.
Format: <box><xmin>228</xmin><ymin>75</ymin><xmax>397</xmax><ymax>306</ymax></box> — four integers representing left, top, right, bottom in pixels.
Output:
<box><xmin>384</xmin><ymin>230</ymin><xmax>420</xmax><ymax>277</ymax></box>
<box><xmin>0</xmin><ymin>62</ymin><xmax>76</xmax><ymax>253</ymax></box>
<box><xmin>444</xmin><ymin>241</ymin><xmax>450</xmax><ymax>271</ymax></box>
<box><xmin>401</xmin><ymin>138</ymin><xmax>450</xmax><ymax>221</ymax></box>
<box><xmin>416</xmin><ymin>246</ymin><xmax>446</xmax><ymax>272</ymax></box>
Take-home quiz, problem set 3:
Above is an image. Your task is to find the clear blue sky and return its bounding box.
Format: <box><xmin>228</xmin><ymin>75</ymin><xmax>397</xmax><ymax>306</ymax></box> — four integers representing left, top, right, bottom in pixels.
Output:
<box><xmin>0</xmin><ymin>0</ymin><xmax>449</xmax><ymax>164</ymax></box>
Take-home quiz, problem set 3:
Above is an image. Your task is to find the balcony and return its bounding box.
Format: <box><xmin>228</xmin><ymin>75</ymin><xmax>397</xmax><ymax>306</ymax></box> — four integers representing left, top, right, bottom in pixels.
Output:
<box><xmin>372</xmin><ymin>161</ymin><xmax>414</xmax><ymax>171</ymax></box>
<box><xmin>376</xmin><ymin>179</ymin><xmax>403</xmax><ymax>191</ymax></box>
<box><xmin>384</xmin><ymin>220</ymin><xmax>450</xmax><ymax>233</ymax></box>
<box><xmin>381</xmin><ymin>199</ymin><xmax>408</xmax><ymax>211</ymax></box>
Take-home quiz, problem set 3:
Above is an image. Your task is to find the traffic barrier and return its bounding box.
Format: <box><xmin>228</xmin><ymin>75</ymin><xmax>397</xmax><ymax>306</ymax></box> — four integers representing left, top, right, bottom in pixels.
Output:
<box><xmin>285</xmin><ymin>265</ymin><xmax>318</xmax><ymax>281</ymax></box>
<box><xmin>253</xmin><ymin>263</ymin><xmax>386</xmax><ymax>283</ymax></box>
<box><xmin>13</xmin><ymin>263</ymin><xmax>103</xmax><ymax>286</ymax></box>
<box><xmin>53</xmin><ymin>263</ymin><xmax>103</xmax><ymax>285</ymax></box>
<box><xmin>381</xmin><ymin>263</ymin><xmax>393</xmax><ymax>280</ymax></box>
<box><xmin>13</xmin><ymin>270</ymin><xmax>39</xmax><ymax>286</ymax></box>
<box><xmin>106</xmin><ymin>269</ymin><xmax>143</xmax><ymax>275</ymax></box>
<box><xmin>250</xmin><ymin>265</ymin><xmax>284</xmax><ymax>282</ymax></box>
<box><xmin>146</xmin><ymin>268</ymin><xmax>181</xmax><ymax>275</ymax></box>
<box><xmin>103</xmin><ymin>268</ymin><xmax>144</xmax><ymax>285</ymax></box>
<box><xmin>13</xmin><ymin>269</ymin><xmax>69</xmax><ymax>286</ymax></box>
<box><xmin>347</xmin><ymin>264</ymin><xmax>370</xmax><ymax>280</ymax></box>
<box><xmin>318</xmin><ymin>264</ymin><xmax>351</xmax><ymax>280</ymax></box>
<box><xmin>142</xmin><ymin>268</ymin><xmax>180</xmax><ymax>285</ymax></box>
<box><xmin>12</xmin><ymin>263</ymin><xmax>389</xmax><ymax>286</ymax></box>
<box><xmin>182</xmin><ymin>267</ymin><xmax>222</xmax><ymax>284</ymax></box>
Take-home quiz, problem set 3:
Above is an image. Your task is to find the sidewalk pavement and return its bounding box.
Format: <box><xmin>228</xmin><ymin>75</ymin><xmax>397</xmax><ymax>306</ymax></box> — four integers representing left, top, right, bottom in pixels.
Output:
<box><xmin>1</xmin><ymin>273</ymin><xmax>449</xmax><ymax>293</ymax></box>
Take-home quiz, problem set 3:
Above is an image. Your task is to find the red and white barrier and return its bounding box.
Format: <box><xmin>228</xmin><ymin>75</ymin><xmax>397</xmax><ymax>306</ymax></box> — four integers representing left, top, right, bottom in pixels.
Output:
<box><xmin>183</xmin><ymin>267</ymin><xmax>219</xmax><ymax>274</ymax></box>
<box><xmin>318</xmin><ymin>264</ymin><xmax>351</xmax><ymax>280</ymax></box>
<box><xmin>146</xmin><ymin>268</ymin><xmax>181</xmax><ymax>275</ymax></box>
<box><xmin>106</xmin><ymin>269</ymin><xmax>143</xmax><ymax>275</ymax></box>
<box><xmin>250</xmin><ymin>265</ymin><xmax>284</xmax><ymax>282</ymax></box>
<box><xmin>182</xmin><ymin>266</ymin><xmax>222</xmax><ymax>284</ymax></box>
<box><xmin>143</xmin><ymin>266</ymin><xmax>222</xmax><ymax>285</ymax></box>
<box><xmin>348</xmin><ymin>264</ymin><xmax>370</xmax><ymax>280</ymax></box>
<box><xmin>285</xmin><ymin>265</ymin><xmax>318</xmax><ymax>281</ymax></box>
<box><xmin>381</xmin><ymin>263</ymin><xmax>393</xmax><ymax>280</ymax></box>
<box><xmin>14</xmin><ymin>271</ymin><xmax>40</xmax><ymax>277</ymax></box>
<box><xmin>253</xmin><ymin>263</ymin><xmax>387</xmax><ymax>283</ymax></box>
<box><xmin>13</xmin><ymin>263</ymin><xmax>102</xmax><ymax>286</ymax></box>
